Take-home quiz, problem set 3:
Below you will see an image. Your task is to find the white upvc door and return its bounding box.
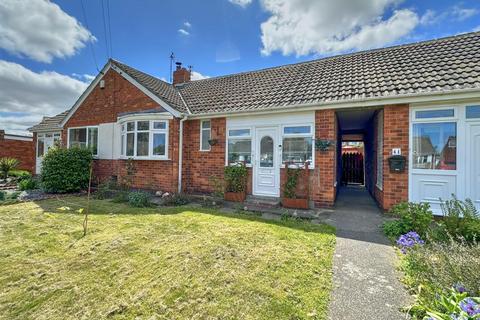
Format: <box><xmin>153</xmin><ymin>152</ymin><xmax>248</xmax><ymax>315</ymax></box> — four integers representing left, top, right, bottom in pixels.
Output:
<box><xmin>253</xmin><ymin>127</ymin><xmax>280</xmax><ymax>197</ymax></box>
<box><xmin>36</xmin><ymin>133</ymin><xmax>59</xmax><ymax>174</ymax></box>
<box><xmin>466</xmin><ymin>122</ymin><xmax>480</xmax><ymax>211</ymax></box>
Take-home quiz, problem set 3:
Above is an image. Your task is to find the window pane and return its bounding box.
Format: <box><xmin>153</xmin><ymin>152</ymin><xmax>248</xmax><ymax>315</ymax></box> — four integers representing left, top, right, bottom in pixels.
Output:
<box><xmin>69</xmin><ymin>128</ymin><xmax>87</xmax><ymax>148</ymax></box>
<box><xmin>126</xmin><ymin>133</ymin><xmax>134</xmax><ymax>156</ymax></box>
<box><xmin>153</xmin><ymin>133</ymin><xmax>166</xmax><ymax>156</ymax></box>
<box><xmin>37</xmin><ymin>138</ymin><xmax>44</xmax><ymax>157</ymax></box>
<box><xmin>413</xmin><ymin>122</ymin><xmax>456</xmax><ymax>170</ymax></box>
<box><xmin>136</xmin><ymin>132</ymin><xmax>149</xmax><ymax>156</ymax></box>
<box><xmin>228</xmin><ymin>139</ymin><xmax>251</xmax><ymax>164</ymax></box>
<box><xmin>466</xmin><ymin>105</ymin><xmax>480</xmax><ymax>119</ymax></box>
<box><xmin>284</xmin><ymin>126</ymin><xmax>311</xmax><ymax>134</ymax></box>
<box><xmin>260</xmin><ymin>136</ymin><xmax>274</xmax><ymax>167</ymax></box>
<box><xmin>137</xmin><ymin>121</ymin><xmax>149</xmax><ymax>131</ymax></box>
<box><xmin>127</xmin><ymin>122</ymin><xmax>135</xmax><ymax>131</ymax></box>
<box><xmin>121</xmin><ymin>134</ymin><xmax>125</xmax><ymax>156</ymax></box>
<box><xmin>153</xmin><ymin>121</ymin><xmax>166</xmax><ymax>130</ymax></box>
<box><xmin>88</xmin><ymin>127</ymin><xmax>98</xmax><ymax>155</ymax></box>
<box><xmin>201</xmin><ymin>128</ymin><xmax>210</xmax><ymax>150</ymax></box>
<box><xmin>229</xmin><ymin>129</ymin><xmax>250</xmax><ymax>137</ymax></box>
<box><xmin>416</xmin><ymin>109</ymin><xmax>454</xmax><ymax>119</ymax></box>
<box><xmin>202</xmin><ymin>120</ymin><xmax>211</xmax><ymax>129</ymax></box>
<box><xmin>282</xmin><ymin>137</ymin><xmax>313</xmax><ymax>164</ymax></box>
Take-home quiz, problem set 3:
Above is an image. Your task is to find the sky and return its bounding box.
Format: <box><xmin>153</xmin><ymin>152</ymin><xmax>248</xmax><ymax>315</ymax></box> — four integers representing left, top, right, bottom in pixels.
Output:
<box><xmin>1</xmin><ymin>0</ymin><xmax>479</xmax><ymax>136</ymax></box>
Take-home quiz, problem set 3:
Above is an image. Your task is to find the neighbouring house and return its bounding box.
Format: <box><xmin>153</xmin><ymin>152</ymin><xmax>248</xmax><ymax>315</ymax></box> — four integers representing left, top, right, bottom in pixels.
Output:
<box><xmin>0</xmin><ymin>130</ymin><xmax>34</xmax><ymax>173</ymax></box>
<box><xmin>29</xmin><ymin>32</ymin><xmax>480</xmax><ymax>214</ymax></box>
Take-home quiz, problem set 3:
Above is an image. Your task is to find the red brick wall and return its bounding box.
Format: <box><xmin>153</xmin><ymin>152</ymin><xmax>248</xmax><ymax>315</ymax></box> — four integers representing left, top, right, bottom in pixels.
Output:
<box><xmin>0</xmin><ymin>130</ymin><xmax>35</xmax><ymax>173</ymax></box>
<box><xmin>381</xmin><ymin>104</ymin><xmax>409</xmax><ymax>210</ymax></box>
<box><xmin>311</xmin><ymin>109</ymin><xmax>337</xmax><ymax>207</ymax></box>
<box><xmin>182</xmin><ymin>118</ymin><xmax>226</xmax><ymax>193</ymax></box>
<box><xmin>62</xmin><ymin>68</ymin><xmax>178</xmax><ymax>192</ymax></box>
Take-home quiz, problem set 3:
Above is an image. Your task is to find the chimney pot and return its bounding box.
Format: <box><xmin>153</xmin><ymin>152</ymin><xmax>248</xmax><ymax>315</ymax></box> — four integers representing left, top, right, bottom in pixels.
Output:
<box><xmin>172</xmin><ymin>62</ymin><xmax>191</xmax><ymax>85</ymax></box>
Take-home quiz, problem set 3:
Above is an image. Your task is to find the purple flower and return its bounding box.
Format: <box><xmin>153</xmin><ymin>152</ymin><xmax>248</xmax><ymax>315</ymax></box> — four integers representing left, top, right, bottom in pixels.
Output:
<box><xmin>453</xmin><ymin>283</ymin><xmax>468</xmax><ymax>294</ymax></box>
<box><xmin>396</xmin><ymin>231</ymin><xmax>424</xmax><ymax>254</ymax></box>
<box><xmin>459</xmin><ymin>298</ymin><xmax>480</xmax><ymax>316</ymax></box>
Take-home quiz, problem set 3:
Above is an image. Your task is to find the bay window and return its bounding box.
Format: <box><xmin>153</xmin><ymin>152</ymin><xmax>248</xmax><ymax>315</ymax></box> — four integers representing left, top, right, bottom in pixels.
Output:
<box><xmin>121</xmin><ymin>120</ymin><xmax>168</xmax><ymax>159</ymax></box>
<box><xmin>68</xmin><ymin>127</ymin><xmax>98</xmax><ymax>155</ymax></box>
<box><xmin>227</xmin><ymin>128</ymin><xmax>252</xmax><ymax>164</ymax></box>
<box><xmin>282</xmin><ymin>125</ymin><xmax>313</xmax><ymax>165</ymax></box>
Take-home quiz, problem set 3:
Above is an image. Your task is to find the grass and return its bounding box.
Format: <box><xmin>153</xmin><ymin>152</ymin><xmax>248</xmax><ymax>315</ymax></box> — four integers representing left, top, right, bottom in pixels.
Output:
<box><xmin>0</xmin><ymin>197</ymin><xmax>335</xmax><ymax>319</ymax></box>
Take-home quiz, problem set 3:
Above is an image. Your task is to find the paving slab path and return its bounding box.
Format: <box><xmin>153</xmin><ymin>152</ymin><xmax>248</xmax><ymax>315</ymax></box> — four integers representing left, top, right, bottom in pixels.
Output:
<box><xmin>318</xmin><ymin>186</ymin><xmax>411</xmax><ymax>320</ymax></box>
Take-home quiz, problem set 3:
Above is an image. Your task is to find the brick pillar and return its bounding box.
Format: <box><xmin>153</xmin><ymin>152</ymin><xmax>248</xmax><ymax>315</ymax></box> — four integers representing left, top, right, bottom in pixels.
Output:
<box><xmin>382</xmin><ymin>104</ymin><xmax>409</xmax><ymax>210</ymax></box>
<box><xmin>312</xmin><ymin>109</ymin><xmax>337</xmax><ymax>207</ymax></box>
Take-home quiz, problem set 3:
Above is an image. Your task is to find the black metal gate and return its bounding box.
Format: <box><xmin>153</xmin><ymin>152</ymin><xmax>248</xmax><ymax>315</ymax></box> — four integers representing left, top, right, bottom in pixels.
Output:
<box><xmin>342</xmin><ymin>152</ymin><xmax>364</xmax><ymax>185</ymax></box>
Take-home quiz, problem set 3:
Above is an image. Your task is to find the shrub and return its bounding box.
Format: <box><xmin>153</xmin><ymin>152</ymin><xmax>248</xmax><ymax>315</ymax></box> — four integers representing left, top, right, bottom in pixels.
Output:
<box><xmin>382</xmin><ymin>220</ymin><xmax>410</xmax><ymax>239</ymax></box>
<box><xmin>18</xmin><ymin>177</ymin><xmax>38</xmax><ymax>191</ymax></box>
<box><xmin>9</xmin><ymin>170</ymin><xmax>31</xmax><ymax>181</ymax></box>
<box><xmin>112</xmin><ymin>191</ymin><xmax>129</xmax><ymax>203</ymax></box>
<box><xmin>0</xmin><ymin>157</ymin><xmax>19</xmax><ymax>179</ymax></box>
<box><xmin>162</xmin><ymin>193</ymin><xmax>190</xmax><ymax>206</ymax></box>
<box><xmin>283</xmin><ymin>166</ymin><xmax>301</xmax><ymax>199</ymax></box>
<box><xmin>440</xmin><ymin>196</ymin><xmax>480</xmax><ymax>243</ymax></box>
<box><xmin>224</xmin><ymin>164</ymin><xmax>247</xmax><ymax>193</ymax></box>
<box><xmin>41</xmin><ymin>147</ymin><xmax>93</xmax><ymax>193</ymax></box>
<box><xmin>94</xmin><ymin>179</ymin><xmax>119</xmax><ymax>200</ymax></box>
<box><xmin>385</xmin><ymin>202</ymin><xmax>433</xmax><ymax>238</ymax></box>
<box><xmin>402</xmin><ymin>239</ymin><xmax>480</xmax><ymax>318</ymax></box>
<box><xmin>127</xmin><ymin>191</ymin><xmax>151</xmax><ymax>207</ymax></box>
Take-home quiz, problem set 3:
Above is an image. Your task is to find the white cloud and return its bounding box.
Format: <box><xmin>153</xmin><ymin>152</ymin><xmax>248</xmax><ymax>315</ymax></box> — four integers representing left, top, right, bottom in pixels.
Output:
<box><xmin>259</xmin><ymin>0</ymin><xmax>420</xmax><ymax>56</ymax></box>
<box><xmin>420</xmin><ymin>9</ymin><xmax>441</xmax><ymax>25</ymax></box>
<box><xmin>0</xmin><ymin>60</ymin><xmax>88</xmax><ymax>135</ymax></box>
<box><xmin>72</xmin><ymin>73</ymin><xmax>95</xmax><ymax>83</ymax></box>
<box><xmin>0</xmin><ymin>0</ymin><xmax>95</xmax><ymax>63</ymax></box>
<box><xmin>178</xmin><ymin>29</ymin><xmax>190</xmax><ymax>36</ymax></box>
<box><xmin>452</xmin><ymin>5</ymin><xmax>478</xmax><ymax>21</ymax></box>
<box><xmin>191</xmin><ymin>71</ymin><xmax>210</xmax><ymax>80</ymax></box>
<box><xmin>184</xmin><ymin>21</ymin><xmax>192</xmax><ymax>28</ymax></box>
<box><xmin>229</xmin><ymin>0</ymin><xmax>253</xmax><ymax>8</ymax></box>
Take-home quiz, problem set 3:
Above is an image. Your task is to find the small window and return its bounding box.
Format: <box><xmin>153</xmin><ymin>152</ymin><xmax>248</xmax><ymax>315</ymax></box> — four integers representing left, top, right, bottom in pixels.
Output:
<box><xmin>229</xmin><ymin>129</ymin><xmax>250</xmax><ymax>137</ymax></box>
<box><xmin>137</xmin><ymin>121</ymin><xmax>149</xmax><ymax>131</ymax></box>
<box><xmin>284</xmin><ymin>125</ymin><xmax>311</xmax><ymax>135</ymax></box>
<box><xmin>415</xmin><ymin>109</ymin><xmax>454</xmax><ymax>119</ymax></box>
<box><xmin>200</xmin><ymin>120</ymin><xmax>211</xmax><ymax>151</ymax></box>
<box><xmin>37</xmin><ymin>137</ymin><xmax>45</xmax><ymax>157</ymax></box>
<box><xmin>153</xmin><ymin>121</ymin><xmax>166</xmax><ymax>129</ymax></box>
<box><xmin>282</xmin><ymin>137</ymin><xmax>312</xmax><ymax>164</ymax></box>
<box><xmin>466</xmin><ymin>105</ymin><xmax>480</xmax><ymax>119</ymax></box>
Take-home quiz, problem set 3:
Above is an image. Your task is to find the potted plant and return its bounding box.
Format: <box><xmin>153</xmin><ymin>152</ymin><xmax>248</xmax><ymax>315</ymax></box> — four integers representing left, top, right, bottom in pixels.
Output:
<box><xmin>282</xmin><ymin>163</ymin><xmax>309</xmax><ymax>209</ymax></box>
<box><xmin>224</xmin><ymin>162</ymin><xmax>247</xmax><ymax>202</ymax></box>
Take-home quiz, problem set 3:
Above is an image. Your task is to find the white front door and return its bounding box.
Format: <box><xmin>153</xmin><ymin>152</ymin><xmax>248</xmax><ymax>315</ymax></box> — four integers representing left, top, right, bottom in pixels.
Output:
<box><xmin>467</xmin><ymin>122</ymin><xmax>480</xmax><ymax>211</ymax></box>
<box><xmin>253</xmin><ymin>127</ymin><xmax>280</xmax><ymax>197</ymax></box>
<box><xmin>36</xmin><ymin>133</ymin><xmax>58</xmax><ymax>174</ymax></box>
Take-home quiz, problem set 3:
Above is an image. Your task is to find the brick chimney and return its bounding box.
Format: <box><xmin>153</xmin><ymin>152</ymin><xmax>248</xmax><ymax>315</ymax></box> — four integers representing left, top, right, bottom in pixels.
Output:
<box><xmin>172</xmin><ymin>62</ymin><xmax>191</xmax><ymax>85</ymax></box>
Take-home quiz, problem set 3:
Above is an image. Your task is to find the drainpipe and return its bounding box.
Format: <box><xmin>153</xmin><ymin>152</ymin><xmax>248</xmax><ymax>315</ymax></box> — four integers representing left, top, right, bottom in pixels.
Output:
<box><xmin>178</xmin><ymin>114</ymin><xmax>188</xmax><ymax>193</ymax></box>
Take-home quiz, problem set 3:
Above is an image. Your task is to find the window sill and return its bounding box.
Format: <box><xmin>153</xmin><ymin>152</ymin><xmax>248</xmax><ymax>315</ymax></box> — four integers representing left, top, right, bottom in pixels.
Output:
<box><xmin>120</xmin><ymin>156</ymin><xmax>170</xmax><ymax>161</ymax></box>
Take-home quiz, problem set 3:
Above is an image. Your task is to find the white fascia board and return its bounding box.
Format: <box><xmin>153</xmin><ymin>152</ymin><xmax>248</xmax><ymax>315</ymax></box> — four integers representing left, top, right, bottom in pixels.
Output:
<box><xmin>117</xmin><ymin>112</ymin><xmax>174</xmax><ymax>122</ymax></box>
<box><xmin>110</xmin><ymin>64</ymin><xmax>182</xmax><ymax>118</ymax></box>
<box><xmin>4</xmin><ymin>135</ymin><xmax>33</xmax><ymax>141</ymax></box>
<box><xmin>60</xmin><ymin>61</ymin><xmax>113</xmax><ymax>127</ymax></box>
<box><xmin>188</xmin><ymin>87</ymin><xmax>480</xmax><ymax>119</ymax></box>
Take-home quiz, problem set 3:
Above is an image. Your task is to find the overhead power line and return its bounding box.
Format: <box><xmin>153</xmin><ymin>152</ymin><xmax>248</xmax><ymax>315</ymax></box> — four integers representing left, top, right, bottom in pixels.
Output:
<box><xmin>106</xmin><ymin>0</ymin><xmax>113</xmax><ymax>58</ymax></box>
<box><xmin>80</xmin><ymin>0</ymin><xmax>100</xmax><ymax>72</ymax></box>
<box><xmin>100</xmin><ymin>0</ymin><xmax>110</xmax><ymax>59</ymax></box>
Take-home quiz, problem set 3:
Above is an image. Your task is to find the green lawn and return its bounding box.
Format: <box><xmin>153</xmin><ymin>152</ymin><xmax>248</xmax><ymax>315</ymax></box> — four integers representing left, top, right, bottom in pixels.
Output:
<box><xmin>0</xmin><ymin>197</ymin><xmax>335</xmax><ymax>320</ymax></box>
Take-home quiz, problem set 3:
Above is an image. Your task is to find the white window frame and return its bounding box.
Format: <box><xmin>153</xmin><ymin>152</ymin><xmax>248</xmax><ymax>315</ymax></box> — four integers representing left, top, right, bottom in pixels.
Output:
<box><xmin>281</xmin><ymin>123</ymin><xmax>314</xmax><ymax>169</ymax></box>
<box><xmin>226</xmin><ymin>126</ymin><xmax>253</xmax><ymax>166</ymax></box>
<box><xmin>376</xmin><ymin>110</ymin><xmax>383</xmax><ymax>190</ymax></box>
<box><xmin>67</xmin><ymin>126</ymin><xmax>99</xmax><ymax>156</ymax></box>
<box><xmin>200</xmin><ymin>119</ymin><xmax>211</xmax><ymax>151</ymax></box>
<box><xmin>410</xmin><ymin>105</ymin><xmax>458</xmax><ymax>175</ymax></box>
<box><xmin>120</xmin><ymin>120</ymin><xmax>169</xmax><ymax>160</ymax></box>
